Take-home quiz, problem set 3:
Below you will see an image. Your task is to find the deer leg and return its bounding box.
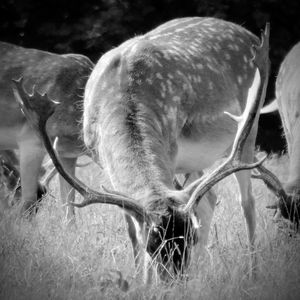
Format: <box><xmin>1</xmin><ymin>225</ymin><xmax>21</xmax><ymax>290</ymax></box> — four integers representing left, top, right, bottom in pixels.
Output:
<box><xmin>284</xmin><ymin>119</ymin><xmax>300</xmax><ymax>194</ymax></box>
<box><xmin>125</xmin><ymin>214</ymin><xmax>154</xmax><ymax>283</ymax></box>
<box><xmin>0</xmin><ymin>150</ymin><xmax>20</xmax><ymax>207</ymax></box>
<box><xmin>18</xmin><ymin>127</ymin><xmax>45</xmax><ymax>215</ymax></box>
<box><xmin>194</xmin><ymin>188</ymin><xmax>217</xmax><ymax>252</ymax></box>
<box><xmin>58</xmin><ymin>156</ymin><xmax>77</xmax><ymax>226</ymax></box>
<box><xmin>234</xmin><ymin>127</ymin><xmax>257</xmax><ymax>277</ymax></box>
<box><xmin>125</xmin><ymin>214</ymin><xmax>141</xmax><ymax>267</ymax></box>
<box><xmin>186</xmin><ymin>172</ymin><xmax>217</xmax><ymax>261</ymax></box>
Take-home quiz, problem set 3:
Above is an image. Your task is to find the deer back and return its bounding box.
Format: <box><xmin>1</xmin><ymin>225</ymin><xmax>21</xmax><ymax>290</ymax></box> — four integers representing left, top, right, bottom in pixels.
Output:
<box><xmin>83</xmin><ymin>17</ymin><xmax>259</xmax><ymax>196</ymax></box>
<box><xmin>276</xmin><ymin>42</ymin><xmax>300</xmax><ymax>142</ymax></box>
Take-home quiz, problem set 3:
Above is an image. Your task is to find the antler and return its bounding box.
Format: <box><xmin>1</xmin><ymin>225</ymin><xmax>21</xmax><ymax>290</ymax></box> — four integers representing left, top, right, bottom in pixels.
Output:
<box><xmin>182</xmin><ymin>23</ymin><xmax>270</xmax><ymax>212</ymax></box>
<box><xmin>252</xmin><ymin>164</ymin><xmax>300</xmax><ymax>224</ymax></box>
<box><xmin>12</xmin><ymin>78</ymin><xmax>151</xmax><ymax>224</ymax></box>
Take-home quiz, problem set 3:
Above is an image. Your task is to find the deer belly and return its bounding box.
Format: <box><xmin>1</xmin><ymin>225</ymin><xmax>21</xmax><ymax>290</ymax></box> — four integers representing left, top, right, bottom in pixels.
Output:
<box><xmin>175</xmin><ymin>136</ymin><xmax>233</xmax><ymax>173</ymax></box>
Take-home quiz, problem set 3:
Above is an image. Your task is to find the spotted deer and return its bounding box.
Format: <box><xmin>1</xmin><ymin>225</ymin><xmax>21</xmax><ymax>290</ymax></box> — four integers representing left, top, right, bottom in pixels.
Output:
<box><xmin>259</xmin><ymin>42</ymin><xmax>300</xmax><ymax>223</ymax></box>
<box><xmin>0</xmin><ymin>41</ymin><xmax>94</xmax><ymax>222</ymax></box>
<box><xmin>14</xmin><ymin>18</ymin><xmax>271</xmax><ymax>282</ymax></box>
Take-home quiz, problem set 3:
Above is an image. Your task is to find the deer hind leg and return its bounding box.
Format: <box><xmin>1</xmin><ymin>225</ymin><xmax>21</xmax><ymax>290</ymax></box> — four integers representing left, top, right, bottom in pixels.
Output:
<box><xmin>125</xmin><ymin>214</ymin><xmax>141</xmax><ymax>267</ymax></box>
<box><xmin>234</xmin><ymin>127</ymin><xmax>257</xmax><ymax>276</ymax></box>
<box><xmin>284</xmin><ymin>118</ymin><xmax>300</xmax><ymax>194</ymax></box>
<box><xmin>18</xmin><ymin>127</ymin><xmax>45</xmax><ymax>215</ymax></box>
<box><xmin>58</xmin><ymin>156</ymin><xmax>77</xmax><ymax>226</ymax></box>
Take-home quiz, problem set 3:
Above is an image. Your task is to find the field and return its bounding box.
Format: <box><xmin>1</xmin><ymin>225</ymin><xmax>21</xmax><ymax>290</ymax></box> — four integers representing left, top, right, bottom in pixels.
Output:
<box><xmin>0</xmin><ymin>154</ymin><xmax>300</xmax><ymax>300</ymax></box>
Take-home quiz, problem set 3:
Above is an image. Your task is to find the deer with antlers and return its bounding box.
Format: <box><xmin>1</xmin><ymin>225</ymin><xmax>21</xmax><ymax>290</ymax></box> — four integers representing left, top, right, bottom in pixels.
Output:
<box><xmin>14</xmin><ymin>18</ymin><xmax>272</xmax><ymax>282</ymax></box>
<box><xmin>258</xmin><ymin>41</ymin><xmax>300</xmax><ymax>224</ymax></box>
<box><xmin>0</xmin><ymin>42</ymin><xmax>94</xmax><ymax>221</ymax></box>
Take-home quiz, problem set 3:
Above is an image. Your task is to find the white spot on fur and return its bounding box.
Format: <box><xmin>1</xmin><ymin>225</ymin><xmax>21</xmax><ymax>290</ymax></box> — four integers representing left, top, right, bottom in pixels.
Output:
<box><xmin>183</xmin><ymin>83</ymin><xmax>189</xmax><ymax>91</ymax></box>
<box><xmin>161</xmin><ymin>82</ymin><xmax>167</xmax><ymax>92</ymax></box>
<box><xmin>167</xmin><ymin>106</ymin><xmax>177</xmax><ymax>121</ymax></box>
<box><xmin>153</xmin><ymin>59</ymin><xmax>163</xmax><ymax>67</ymax></box>
<box><xmin>163</xmin><ymin>52</ymin><xmax>171</xmax><ymax>60</ymax></box>
<box><xmin>187</xmin><ymin>74</ymin><xmax>193</xmax><ymax>82</ymax></box>
<box><xmin>146</xmin><ymin>78</ymin><xmax>153</xmax><ymax>84</ymax></box>
<box><xmin>175</xmin><ymin>27</ymin><xmax>185</xmax><ymax>33</ymax></box>
<box><xmin>213</xmin><ymin>43</ymin><xmax>221</xmax><ymax>51</ymax></box>
<box><xmin>101</xmin><ymin>81</ymin><xmax>108</xmax><ymax>90</ymax></box>
<box><xmin>207</xmin><ymin>64</ymin><xmax>219</xmax><ymax>73</ymax></box>
<box><xmin>156</xmin><ymin>73</ymin><xmax>163</xmax><ymax>80</ymax></box>
<box><xmin>233</xmin><ymin>45</ymin><xmax>240</xmax><ymax>51</ymax></box>
<box><xmin>166</xmin><ymin>79</ymin><xmax>174</xmax><ymax>93</ymax></box>
<box><xmin>176</xmin><ymin>70</ymin><xmax>184</xmax><ymax>76</ymax></box>
<box><xmin>206</xmin><ymin>57</ymin><xmax>212</xmax><ymax>64</ymax></box>
<box><xmin>237</xmin><ymin>75</ymin><xmax>243</xmax><ymax>85</ymax></box>
<box><xmin>160</xmin><ymin>82</ymin><xmax>167</xmax><ymax>98</ymax></box>
<box><xmin>157</xmin><ymin>100</ymin><xmax>164</xmax><ymax>108</ymax></box>
<box><xmin>173</xmin><ymin>96</ymin><xmax>180</xmax><ymax>103</ymax></box>
<box><xmin>225</xmin><ymin>53</ymin><xmax>231</xmax><ymax>60</ymax></box>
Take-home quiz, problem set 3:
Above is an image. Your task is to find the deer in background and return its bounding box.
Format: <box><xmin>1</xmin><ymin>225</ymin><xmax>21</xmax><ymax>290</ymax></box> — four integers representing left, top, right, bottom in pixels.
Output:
<box><xmin>15</xmin><ymin>18</ymin><xmax>271</xmax><ymax>282</ymax></box>
<box><xmin>0</xmin><ymin>42</ymin><xmax>94</xmax><ymax>223</ymax></box>
<box><xmin>259</xmin><ymin>41</ymin><xmax>300</xmax><ymax>224</ymax></box>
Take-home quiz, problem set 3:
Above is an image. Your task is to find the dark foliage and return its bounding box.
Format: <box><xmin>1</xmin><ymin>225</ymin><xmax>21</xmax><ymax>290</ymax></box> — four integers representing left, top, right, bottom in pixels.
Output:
<box><xmin>1</xmin><ymin>0</ymin><xmax>299</xmax><ymax>152</ymax></box>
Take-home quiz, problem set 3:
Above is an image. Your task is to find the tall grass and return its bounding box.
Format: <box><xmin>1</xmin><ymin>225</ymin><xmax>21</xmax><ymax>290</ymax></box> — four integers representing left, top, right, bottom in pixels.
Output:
<box><xmin>0</xmin><ymin>154</ymin><xmax>299</xmax><ymax>299</ymax></box>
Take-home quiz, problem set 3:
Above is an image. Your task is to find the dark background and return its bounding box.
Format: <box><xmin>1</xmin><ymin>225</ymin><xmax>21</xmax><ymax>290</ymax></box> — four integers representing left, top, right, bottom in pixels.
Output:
<box><xmin>1</xmin><ymin>0</ymin><xmax>299</xmax><ymax>153</ymax></box>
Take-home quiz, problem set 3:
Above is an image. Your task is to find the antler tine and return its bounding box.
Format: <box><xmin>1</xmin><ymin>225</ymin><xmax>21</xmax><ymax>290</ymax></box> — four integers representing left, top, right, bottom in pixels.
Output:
<box><xmin>252</xmin><ymin>164</ymin><xmax>300</xmax><ymax>223</ymax></box>
<box><xmin>12</xmin><ymin>79</ymin><xmax>151</xmax><ymax>224</ymax></box>
<box><xmin>12</xmin><ymin>78</ymin><xmax>59</xmax><ymax>130</ymax></box>
<box><xmin>252</xmin><ymin>164</ymin><xmax>287</xmax><ymax>200</ymax></box>
<box><xmin>182</xmin><ymin>23</ymin><xmax>270</xmax><ymax>213</ymax></box>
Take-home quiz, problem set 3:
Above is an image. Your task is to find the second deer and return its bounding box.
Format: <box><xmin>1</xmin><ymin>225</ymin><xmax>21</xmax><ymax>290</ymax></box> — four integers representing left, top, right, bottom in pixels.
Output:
<box><xmin>0</xmin><ymin>42</ymin><xmax>94</xmax><ymax>223</ymax></box>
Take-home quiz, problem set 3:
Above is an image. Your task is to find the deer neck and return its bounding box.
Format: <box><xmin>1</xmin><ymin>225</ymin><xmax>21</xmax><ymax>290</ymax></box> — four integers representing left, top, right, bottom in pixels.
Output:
<box><xmin>98</xmin><ymin>97</ymin><xmax>177</xmax><ymax>201</ymax></box>
<box><xmin>83</xmin><ymin>44</ymin><xmax>188</xmax><ymax>202</ymax></box>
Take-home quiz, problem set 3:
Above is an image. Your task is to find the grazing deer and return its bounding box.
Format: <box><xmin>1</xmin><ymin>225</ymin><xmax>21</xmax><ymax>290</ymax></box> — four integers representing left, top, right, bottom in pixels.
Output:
<box><xmin>0</xmin><ymin>42</ymin><xmax>94</xmax><ymax>222</ymax></box>
<box><xmin>14</xmin><ymin>18</ymin><xmax>270</xmax><ymax>282</ymax></box>
<box><xmin>258</xmin><ymin>42</ymin><xmax>300</xmax><ymax>224</ymax></box>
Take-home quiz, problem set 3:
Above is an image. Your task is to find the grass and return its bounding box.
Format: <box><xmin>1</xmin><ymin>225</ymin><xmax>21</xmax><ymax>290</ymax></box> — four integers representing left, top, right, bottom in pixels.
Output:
<box><xmin>0</xmin><ymin>154</ymin><xmax>300</xmax><ymax>299</ymax></box>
